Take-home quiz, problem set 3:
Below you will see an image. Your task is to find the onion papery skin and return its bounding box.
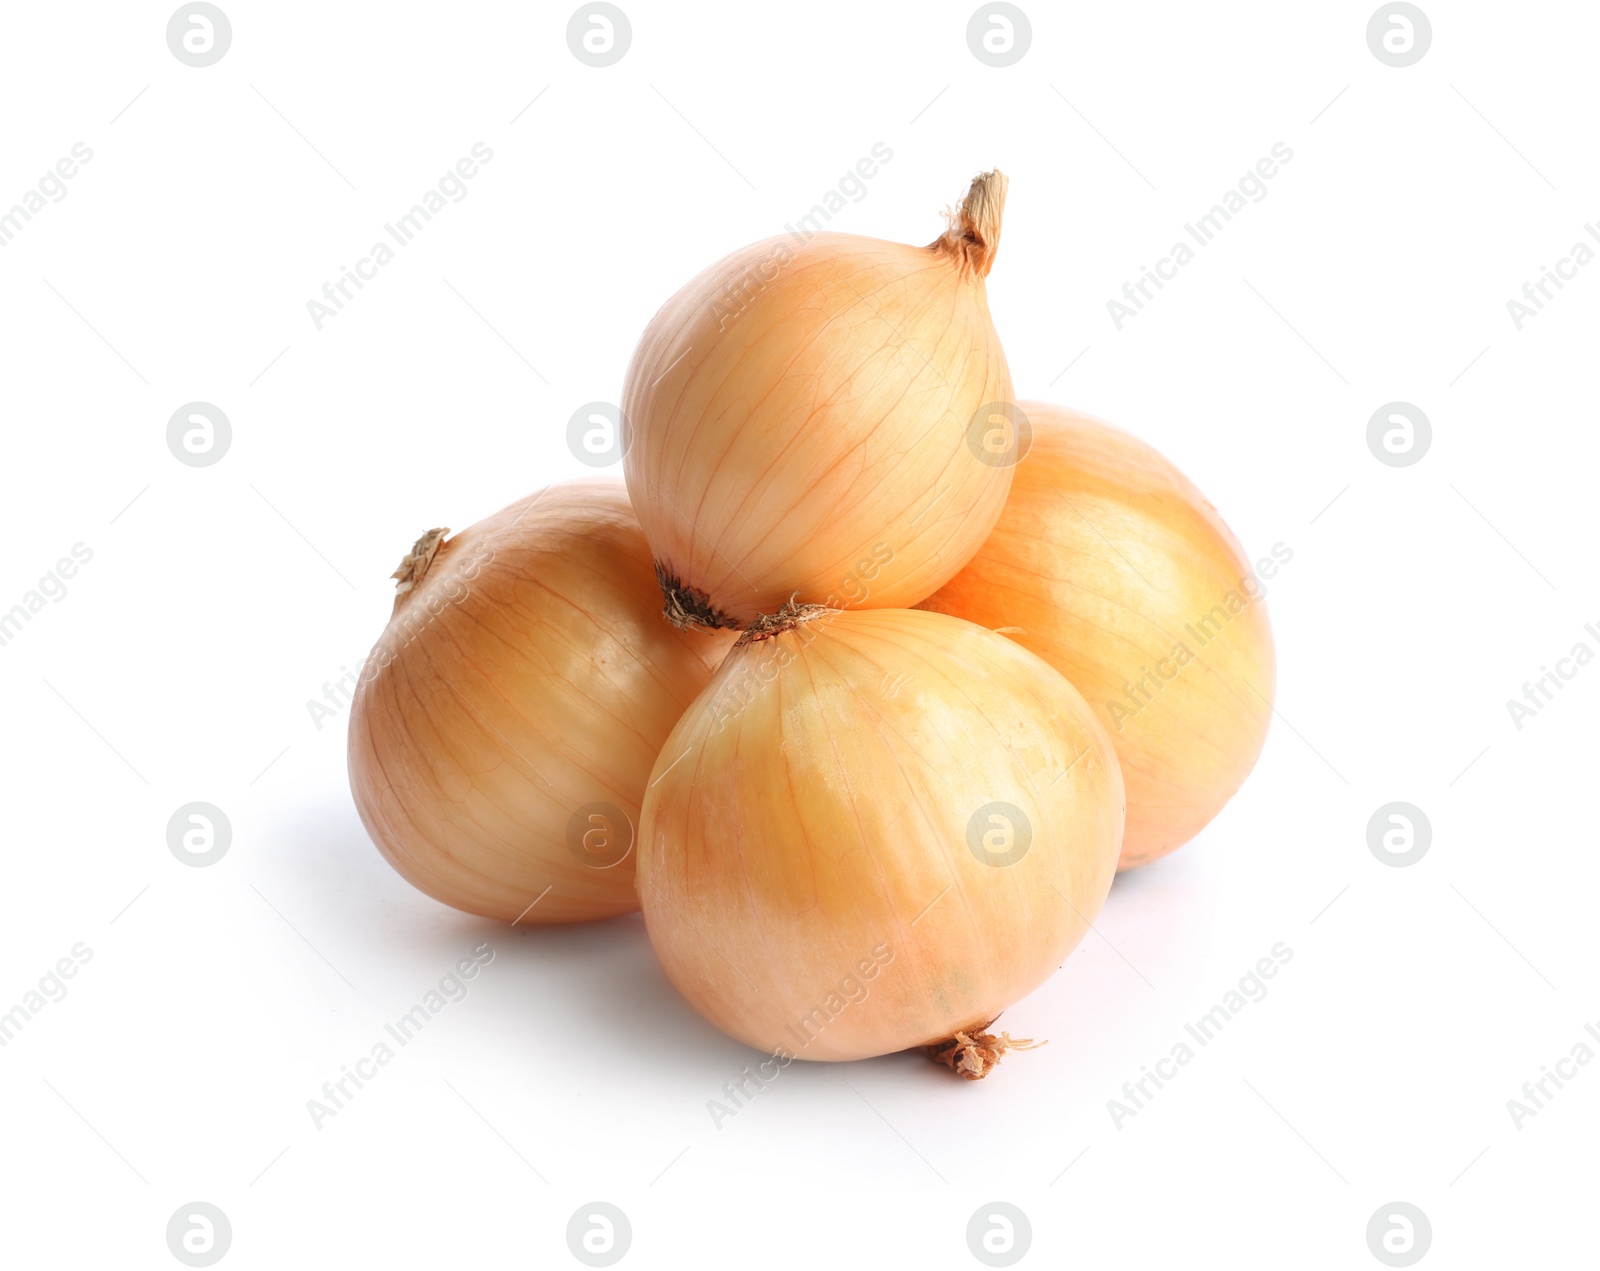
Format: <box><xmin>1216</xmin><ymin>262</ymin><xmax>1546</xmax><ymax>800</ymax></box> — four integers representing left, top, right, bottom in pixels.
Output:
<box><xmin>349</xmin><ymin>481</ymin><xmax>733</xmax><ymax>923</ymax></box>
<box><xmin>622</xmin><ymin>173</ymin><xmax>1016</xmax><ymax>631</ymax></box>
<box><xmin>918</xmin><ymin>404</ymin><xmax>1276</xmax><ymax>870</ymax></box>
<box><xmin>638</xmin><ymin>607</ymin><xmax>1124</xmax><ymax>1062</ymax></box>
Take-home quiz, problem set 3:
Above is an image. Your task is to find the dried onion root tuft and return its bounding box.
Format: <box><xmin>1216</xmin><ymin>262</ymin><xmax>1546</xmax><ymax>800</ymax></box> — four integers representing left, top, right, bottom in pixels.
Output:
<box><xmin>926</xmin><ymin>1027</ymin><xmax>1046</xmax><ymax>1081</ymax></box>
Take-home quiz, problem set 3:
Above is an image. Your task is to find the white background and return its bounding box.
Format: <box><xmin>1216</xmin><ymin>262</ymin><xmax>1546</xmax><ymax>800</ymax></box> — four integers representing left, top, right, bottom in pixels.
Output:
<box><xmin>1</xmin><ymin>1</ymin><xmax>1594</xmax><ymax>1267</ymax></box>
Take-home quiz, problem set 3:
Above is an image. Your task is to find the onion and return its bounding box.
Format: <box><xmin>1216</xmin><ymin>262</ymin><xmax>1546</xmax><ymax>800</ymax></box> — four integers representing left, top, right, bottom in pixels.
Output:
<box><xmin>638</xmin><ymin>605</ymin><xmax>1123</xmax><ymax>1075</ymax></box>
<box><xmin>348</xmin><ymin>481</ymin><xmax>732</xmax><ymax>923</ymax></box>
<box><xmin>918</xmin><ymin>404</ymin><xmax>1276</xmax><ymax>869</ymax></box>
<box><xmin>622</xmin><ymin>171</ymin><xmax>1017</xmax><ymax>631</ymax></box>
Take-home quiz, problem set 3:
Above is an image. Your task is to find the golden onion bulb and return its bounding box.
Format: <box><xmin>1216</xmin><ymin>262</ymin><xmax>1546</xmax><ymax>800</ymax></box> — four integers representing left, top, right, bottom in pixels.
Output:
<box><xmin>348</xmin><ymin>481</ymin><xmax>733</xmax><ymax>923</ymax></box>
<box><xmin>638</xmin><ymin>606</ymin><xmax>1123</xmax><ymax>1074</ymax></box>
<box><xmin>622</xmin><ymin>172</ymin><xmax>1017</xmax><ymax>631</ymax></box>
<box><xmin>919</xmin><ymin>404</ymin><xmax>1276</xmax><ymax>870</ymax></box>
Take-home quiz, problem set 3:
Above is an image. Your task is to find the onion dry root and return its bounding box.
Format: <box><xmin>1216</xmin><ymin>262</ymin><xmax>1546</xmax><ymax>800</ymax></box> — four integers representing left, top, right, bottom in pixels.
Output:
<box><xmin>926</xmin><ymin>1027</ymin><xmax>1045</xmax><ymax>1080</ymax></box>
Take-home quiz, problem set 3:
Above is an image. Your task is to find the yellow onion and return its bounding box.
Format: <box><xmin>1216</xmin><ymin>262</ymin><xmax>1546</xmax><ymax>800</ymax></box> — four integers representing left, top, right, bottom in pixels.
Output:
<box><xmin>622</xmin><ymin>171</ymin><xmax>1017</xmax><ymax>631</ymax></box>
<box><xmin>919</xmin><ymin>404</ymin><xmax>1276</xmax><ymax>870</ymax></box>
<box><xmin>348</xmin><ymin>481</ymin><xmax>733</xmax><ymax>923</ymax></box>
<box><xmin>638</xmin><ymin>606</ymin><xmax>1123</xmax><ymax>1075</ymax></box>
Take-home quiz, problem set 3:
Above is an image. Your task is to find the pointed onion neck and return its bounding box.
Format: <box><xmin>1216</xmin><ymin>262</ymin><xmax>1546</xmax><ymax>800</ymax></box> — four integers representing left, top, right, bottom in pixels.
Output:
<box><xmin>930</xmin><ymin>169</ymin><xmax>1008</xmax><ymax>279</ymax></box>
<box><xmin>389</xmin><ymin>527</ymin><xmax>450</xmax><ymax>616</ymax></box>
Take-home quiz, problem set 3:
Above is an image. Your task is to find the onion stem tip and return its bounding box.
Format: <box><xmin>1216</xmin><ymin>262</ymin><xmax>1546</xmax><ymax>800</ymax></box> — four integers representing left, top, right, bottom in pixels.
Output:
<box><xmin>932</xmin><ymin>169</ymin><xmax>1008</xmax><ymax>278</ymax></box>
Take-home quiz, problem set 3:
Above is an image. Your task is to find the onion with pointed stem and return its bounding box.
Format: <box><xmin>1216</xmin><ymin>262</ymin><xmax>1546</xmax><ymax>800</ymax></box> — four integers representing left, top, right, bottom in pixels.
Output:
<box><xmin>623</xmin><ymin>171</ymin><xmax>1019</xmax><ymax>632</ymax></box>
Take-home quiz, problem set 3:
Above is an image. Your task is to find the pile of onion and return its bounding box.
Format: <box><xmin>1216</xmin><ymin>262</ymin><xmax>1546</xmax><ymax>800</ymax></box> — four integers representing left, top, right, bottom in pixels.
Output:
<box><xmin>347</xmin><ymin>171</ymin><xmax>1277</xmax><ymax>1079</ymax></box>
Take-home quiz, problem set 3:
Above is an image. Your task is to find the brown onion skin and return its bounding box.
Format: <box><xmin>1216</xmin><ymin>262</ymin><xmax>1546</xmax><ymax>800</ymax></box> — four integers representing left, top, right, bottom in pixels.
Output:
<box><xmin>638</xmin><ymin>608</ymin><xmax>1124</xmax><ymax>1062</ymax></box>
<box><xmin>348</xmin><ymin>481</ymin><xmax>733</xmax><ymax>923</ymax></box>
<box><xmin>918</xmin><ymin>404</ymin><xmax>1275</xmax><ymax>870</ymax></box>
<box><xmin>622</xmin><ymin>227</ymin><xmax>1014</xmax><ymax>628</ymax></box>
